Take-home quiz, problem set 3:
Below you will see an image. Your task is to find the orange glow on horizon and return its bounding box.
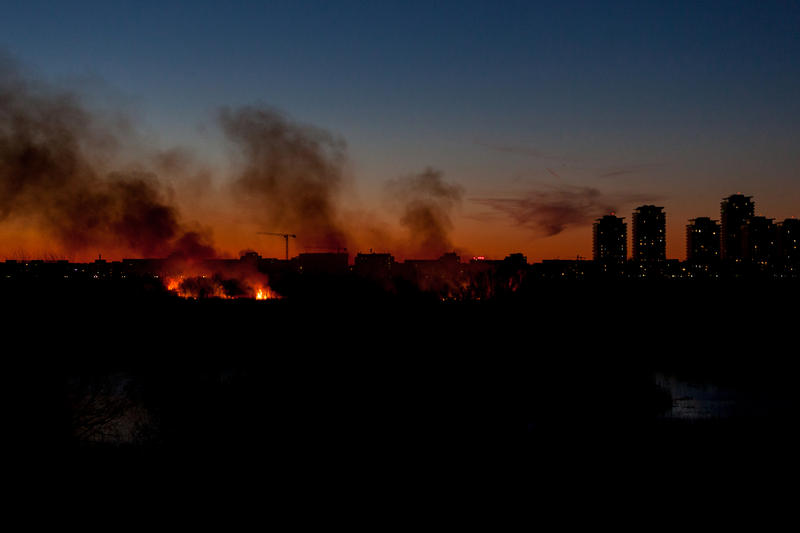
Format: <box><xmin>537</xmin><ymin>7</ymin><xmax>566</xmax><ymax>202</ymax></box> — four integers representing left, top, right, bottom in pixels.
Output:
<box><xmin>0</xmin><ymin>207</ymin><xmax>755</xmax><ymax>264</ymax></box>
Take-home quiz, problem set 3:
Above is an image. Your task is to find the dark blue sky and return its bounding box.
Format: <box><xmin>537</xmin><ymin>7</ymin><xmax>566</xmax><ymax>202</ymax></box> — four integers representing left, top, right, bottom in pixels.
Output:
<box><xmin>2</xmin><ymin>0</ymin><xmax>799</xmax><ymax>258</ymax></box>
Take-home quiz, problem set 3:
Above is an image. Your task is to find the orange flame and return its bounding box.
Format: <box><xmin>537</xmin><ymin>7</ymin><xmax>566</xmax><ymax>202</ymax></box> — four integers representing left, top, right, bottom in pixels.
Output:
<box><xmin>164</xmin><ymin>274</ymin><xmax>279</xmax><ymax>300</ymax></box>
<box><xmin>255</xmin><ymin>286</ymin><xmax>277</xmax><ymax>300</ymax></box>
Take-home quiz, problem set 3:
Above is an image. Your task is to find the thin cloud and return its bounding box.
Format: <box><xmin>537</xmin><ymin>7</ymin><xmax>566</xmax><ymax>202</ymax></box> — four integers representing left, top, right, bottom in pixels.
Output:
<box><xmin>476</xmin><ymin>140</ymin><xmax>664</xmax><ymax>180</ymax></box>
<box><xmin>545</xmin><ymin>167</ymin><xmax>562</xmax><ymax>179</ymax></box>
<box><xmin>474</xmin><ymin>141</ymin><xmax>573</xmax><ymax>162</ymax></box>
<box><xmin>597</xmin><ymin>164</ymin><xmax>664</xmax><ymax>179</ymax></box>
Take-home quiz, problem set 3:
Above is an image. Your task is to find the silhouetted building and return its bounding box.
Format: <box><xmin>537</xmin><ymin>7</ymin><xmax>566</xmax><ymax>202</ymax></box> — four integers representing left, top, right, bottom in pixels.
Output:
<box><xmin>686</xmin><ymin>217</ymin><xmax>720</xmax><ymax>264</ymax></box>
<box><xmin>593</xmin><ymin>214</ymin><xmax>627</xmax><ymax>263</ymax></box>
<box><xmin>632</xmin><ymin>205</ymin><xmax>666</xmax><ymax>262</ymax></box>
<box><xmin>297</xmin><ymin>252</ymin><xmax>349</xmax><ymax>275</ymax></box>
<box><xmin>466</xmin><ymin>256</ymin><xmax>499</xmax><ymax>274</ymax></box>
<box><xmin>720</xmin><ymin>194</ymin><xmax>754</xmax><ymax>262</ymax></box>
<box><xmin>742</xmin><ymin>216</ymin><xmax>776</xmax><ymax>264</ymax></box>
<box><xmin>239</xmin><ymin>251</ymin><xmax>261</xmax><ymax>266</ymax></box>
<box><xmin>354</xmin><ymin>252</ymin><xmax>394</xmax><ymax>279</ymax></box>
<box><xmin>536</xmin><ymin>259</ymin><xmax>593</xmax><ymax>280</ymax></box>
<box><xmin>400</xmin><ymin>252</ymin><xmax>461</xmax><ymax>278</ymax></box>
<box><xmin>502</xmin><ymin>253</ymin><xmax>527</xmax><ymax>267</ymax></box>
<box><xmin>121</xmin><ymin>258</ymin><xmax>166</xmax><ymax>276</ymax></box>
<box><xmin>438</xmin><ymin>252</ymin><xmax>460</xmax><ymax>266</ymax></box>
<box><xmin>777</xmin><ymin>218</ymin><xmax>800</xmax><ymax>268</ymax></box>
<box><xmin>393</xmin><ymin>253</ymin><xmax>467</xmax><ymax>297</ymax></box>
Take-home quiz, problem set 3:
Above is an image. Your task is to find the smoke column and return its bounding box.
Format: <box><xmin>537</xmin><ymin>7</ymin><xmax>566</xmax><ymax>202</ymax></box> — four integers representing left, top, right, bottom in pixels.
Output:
<box><xmin>220</xmin><ymin>106</ymin><xmax>349</xmax><ymax>251</ymax></box>
<box><xmin>472</xmin><ymin>185</ymin><xmax>654</xmax><ymax>236</ymax></box>
<box><xmin>0</xmin><ymin>54</ymin><xmax>471</xmax><ymax>262</ymax></box>
<box><xmin>386</xmin><ymin>167</ymin><xmax>464</xmax><ymax>258</ymax></box>
<box><xmin>0</xmin><ymin>55</ymin><xmax>215</xmax><ymax>259</ymax></box>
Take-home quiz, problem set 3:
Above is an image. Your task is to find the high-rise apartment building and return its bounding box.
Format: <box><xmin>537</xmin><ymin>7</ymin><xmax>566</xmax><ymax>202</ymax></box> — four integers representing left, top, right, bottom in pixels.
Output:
<box><xmin>593</xmin><ymin>214</ymin><xmax>627</xmax><ymax>263</ymax></box>
<box><xmin>777</xmin><ymin>218</ymin><xmax>800</xmax><ymax>267</ymax></box>
<box><xmin>742</xmin><ymin>216</ymin><xmax>776</xmax><ymax>264</ymax></box>
<box><xmin>686</xmin><ymin>217</ymin><xmax>720</xmax><ymax>263</ymax></box>
<box><xmin>631</xmin><ymin>205</ymin><xmax>666</xmax><ymax>261</ymax></box>
<box><xmin>720</xmin><ymin>194</ymin><xmax>754</xmax><ymax>261</ymax></box>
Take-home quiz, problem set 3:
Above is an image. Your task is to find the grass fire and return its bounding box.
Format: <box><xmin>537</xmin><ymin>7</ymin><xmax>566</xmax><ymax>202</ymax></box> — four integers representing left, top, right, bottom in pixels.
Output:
<box><xmin>165</xmin><ymin>274</ymin><xmax>278</xmax><ymax>300</ymax></box>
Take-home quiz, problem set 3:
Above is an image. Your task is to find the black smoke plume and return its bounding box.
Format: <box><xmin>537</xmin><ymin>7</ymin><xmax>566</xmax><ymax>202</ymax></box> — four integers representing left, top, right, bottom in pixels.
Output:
<box><xmin>386</xmin><ymin>168</ymin><xmax>463</xmax><ymax>258</ymax></box>
<box><xmin>472</xmin><ymin>185</ymin><xmax>653</xmax><ymax>236</ymax></box>
<box><xmin>0</xmin><ymin>55</ymin><xmax>215</xmax><ymax>259</ymax></box>
<box><xmin>220</xmin><ymin>106</ymin><xmax>349</xmax><ymax>250</ymax></box>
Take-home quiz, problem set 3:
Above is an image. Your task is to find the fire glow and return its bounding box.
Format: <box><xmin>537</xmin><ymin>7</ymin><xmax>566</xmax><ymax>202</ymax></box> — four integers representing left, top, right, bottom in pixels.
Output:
<box><xmin>165</xmin><ymin>274</ymin><xmax>279</xmax><ymax>300</ymax></box>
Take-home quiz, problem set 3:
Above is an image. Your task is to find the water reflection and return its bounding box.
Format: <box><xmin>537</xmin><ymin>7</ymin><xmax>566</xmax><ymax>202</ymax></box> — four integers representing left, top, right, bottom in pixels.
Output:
<box><xmin>653</xmin><ymin>372</ymin><xmax>771</xmax><ymax>420</ymax></box>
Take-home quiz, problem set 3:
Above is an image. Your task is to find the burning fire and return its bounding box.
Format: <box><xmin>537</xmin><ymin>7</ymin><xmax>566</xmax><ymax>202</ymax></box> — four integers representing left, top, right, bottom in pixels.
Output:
<box><xmin>166</xmin><ymin>278</ymin><xmax>182</xmax><ymax>292</ymax></box>
<box><xmin>255</xmin><ymin>287</ymin><xmax>273</xmax><ymax>300</ymax></box>
<box><xmin>164</xmin><ymin>274</ymin><xmax>279</xmax><ymax>300</ymax></box>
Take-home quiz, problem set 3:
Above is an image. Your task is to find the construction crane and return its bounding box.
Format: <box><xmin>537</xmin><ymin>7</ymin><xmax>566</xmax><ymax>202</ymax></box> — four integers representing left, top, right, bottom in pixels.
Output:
<box><xmin>257</xmin><ymin>232</ymin><xmax>296</xmax><ymax>260</ymax></box>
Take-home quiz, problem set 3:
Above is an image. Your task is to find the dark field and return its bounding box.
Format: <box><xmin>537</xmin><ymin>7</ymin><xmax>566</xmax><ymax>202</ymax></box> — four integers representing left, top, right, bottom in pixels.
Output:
<box><xmin>4</xmin><ymin>278</ymin><xmax>799</xmax><ymax>466</ymax></box>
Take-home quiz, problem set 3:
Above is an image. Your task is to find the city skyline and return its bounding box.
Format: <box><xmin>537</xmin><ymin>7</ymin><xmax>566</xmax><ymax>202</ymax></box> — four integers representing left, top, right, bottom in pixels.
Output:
<box><xmin>588</xmin><ymin>193</ymin><xmax>797</xmax><ymax>264</ymax></box>
<box><xmin>0</xmin><ymin>186</ymin><xmax>796</xmax><ymax>263</ymax></box>
<box><xmin>2</xmin><ymin>2</ymin><xmax>800</xmax><ymax>262</ymax></box>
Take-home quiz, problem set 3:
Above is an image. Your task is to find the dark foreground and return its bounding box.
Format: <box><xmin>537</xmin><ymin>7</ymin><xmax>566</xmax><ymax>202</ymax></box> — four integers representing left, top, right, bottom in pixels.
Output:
<box><xmin>3</xmin><ymin>278</ymin><xmax>800</xmax><ymax>470</ymax></box>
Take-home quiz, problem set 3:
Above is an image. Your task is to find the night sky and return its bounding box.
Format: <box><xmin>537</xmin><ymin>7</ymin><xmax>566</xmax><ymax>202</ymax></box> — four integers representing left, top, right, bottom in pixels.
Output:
<box><xmin>2</xmin><ymin>0</ymin><xmax>799</xmax><ymax>261</ymax></box>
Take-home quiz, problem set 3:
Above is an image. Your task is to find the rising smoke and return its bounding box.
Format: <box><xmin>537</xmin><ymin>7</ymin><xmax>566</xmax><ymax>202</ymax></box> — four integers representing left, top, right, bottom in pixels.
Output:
<box><xmin>220</xmin><ymin>106</ymin><xmax>349</xmax><ymax>251</ymax></box>
<box><xmin>0</xmin><ymin>55</ymin><xmax>216</xmax><ymax>259</ymax></box>
<box><xmin>386</xmin><ymin>168</ymin><xmax>464</xmax><ymax>258</ymax></box>
<box><xmin>472</xmin><ymin>185</ymin><xmax>654</xmax><ymax>236</ymax></box>
<box><xmin>0</xmin><ymin>54</ymin><xmax>471</xmax><ymax>262</ymax></box>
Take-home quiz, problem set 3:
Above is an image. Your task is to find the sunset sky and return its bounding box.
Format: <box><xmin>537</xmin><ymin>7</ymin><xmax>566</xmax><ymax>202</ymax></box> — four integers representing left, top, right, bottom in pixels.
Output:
<box><xmin>2</xmin><ymin>0</ymin><xmax>799</xmax><ymax>261</ymax></box>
